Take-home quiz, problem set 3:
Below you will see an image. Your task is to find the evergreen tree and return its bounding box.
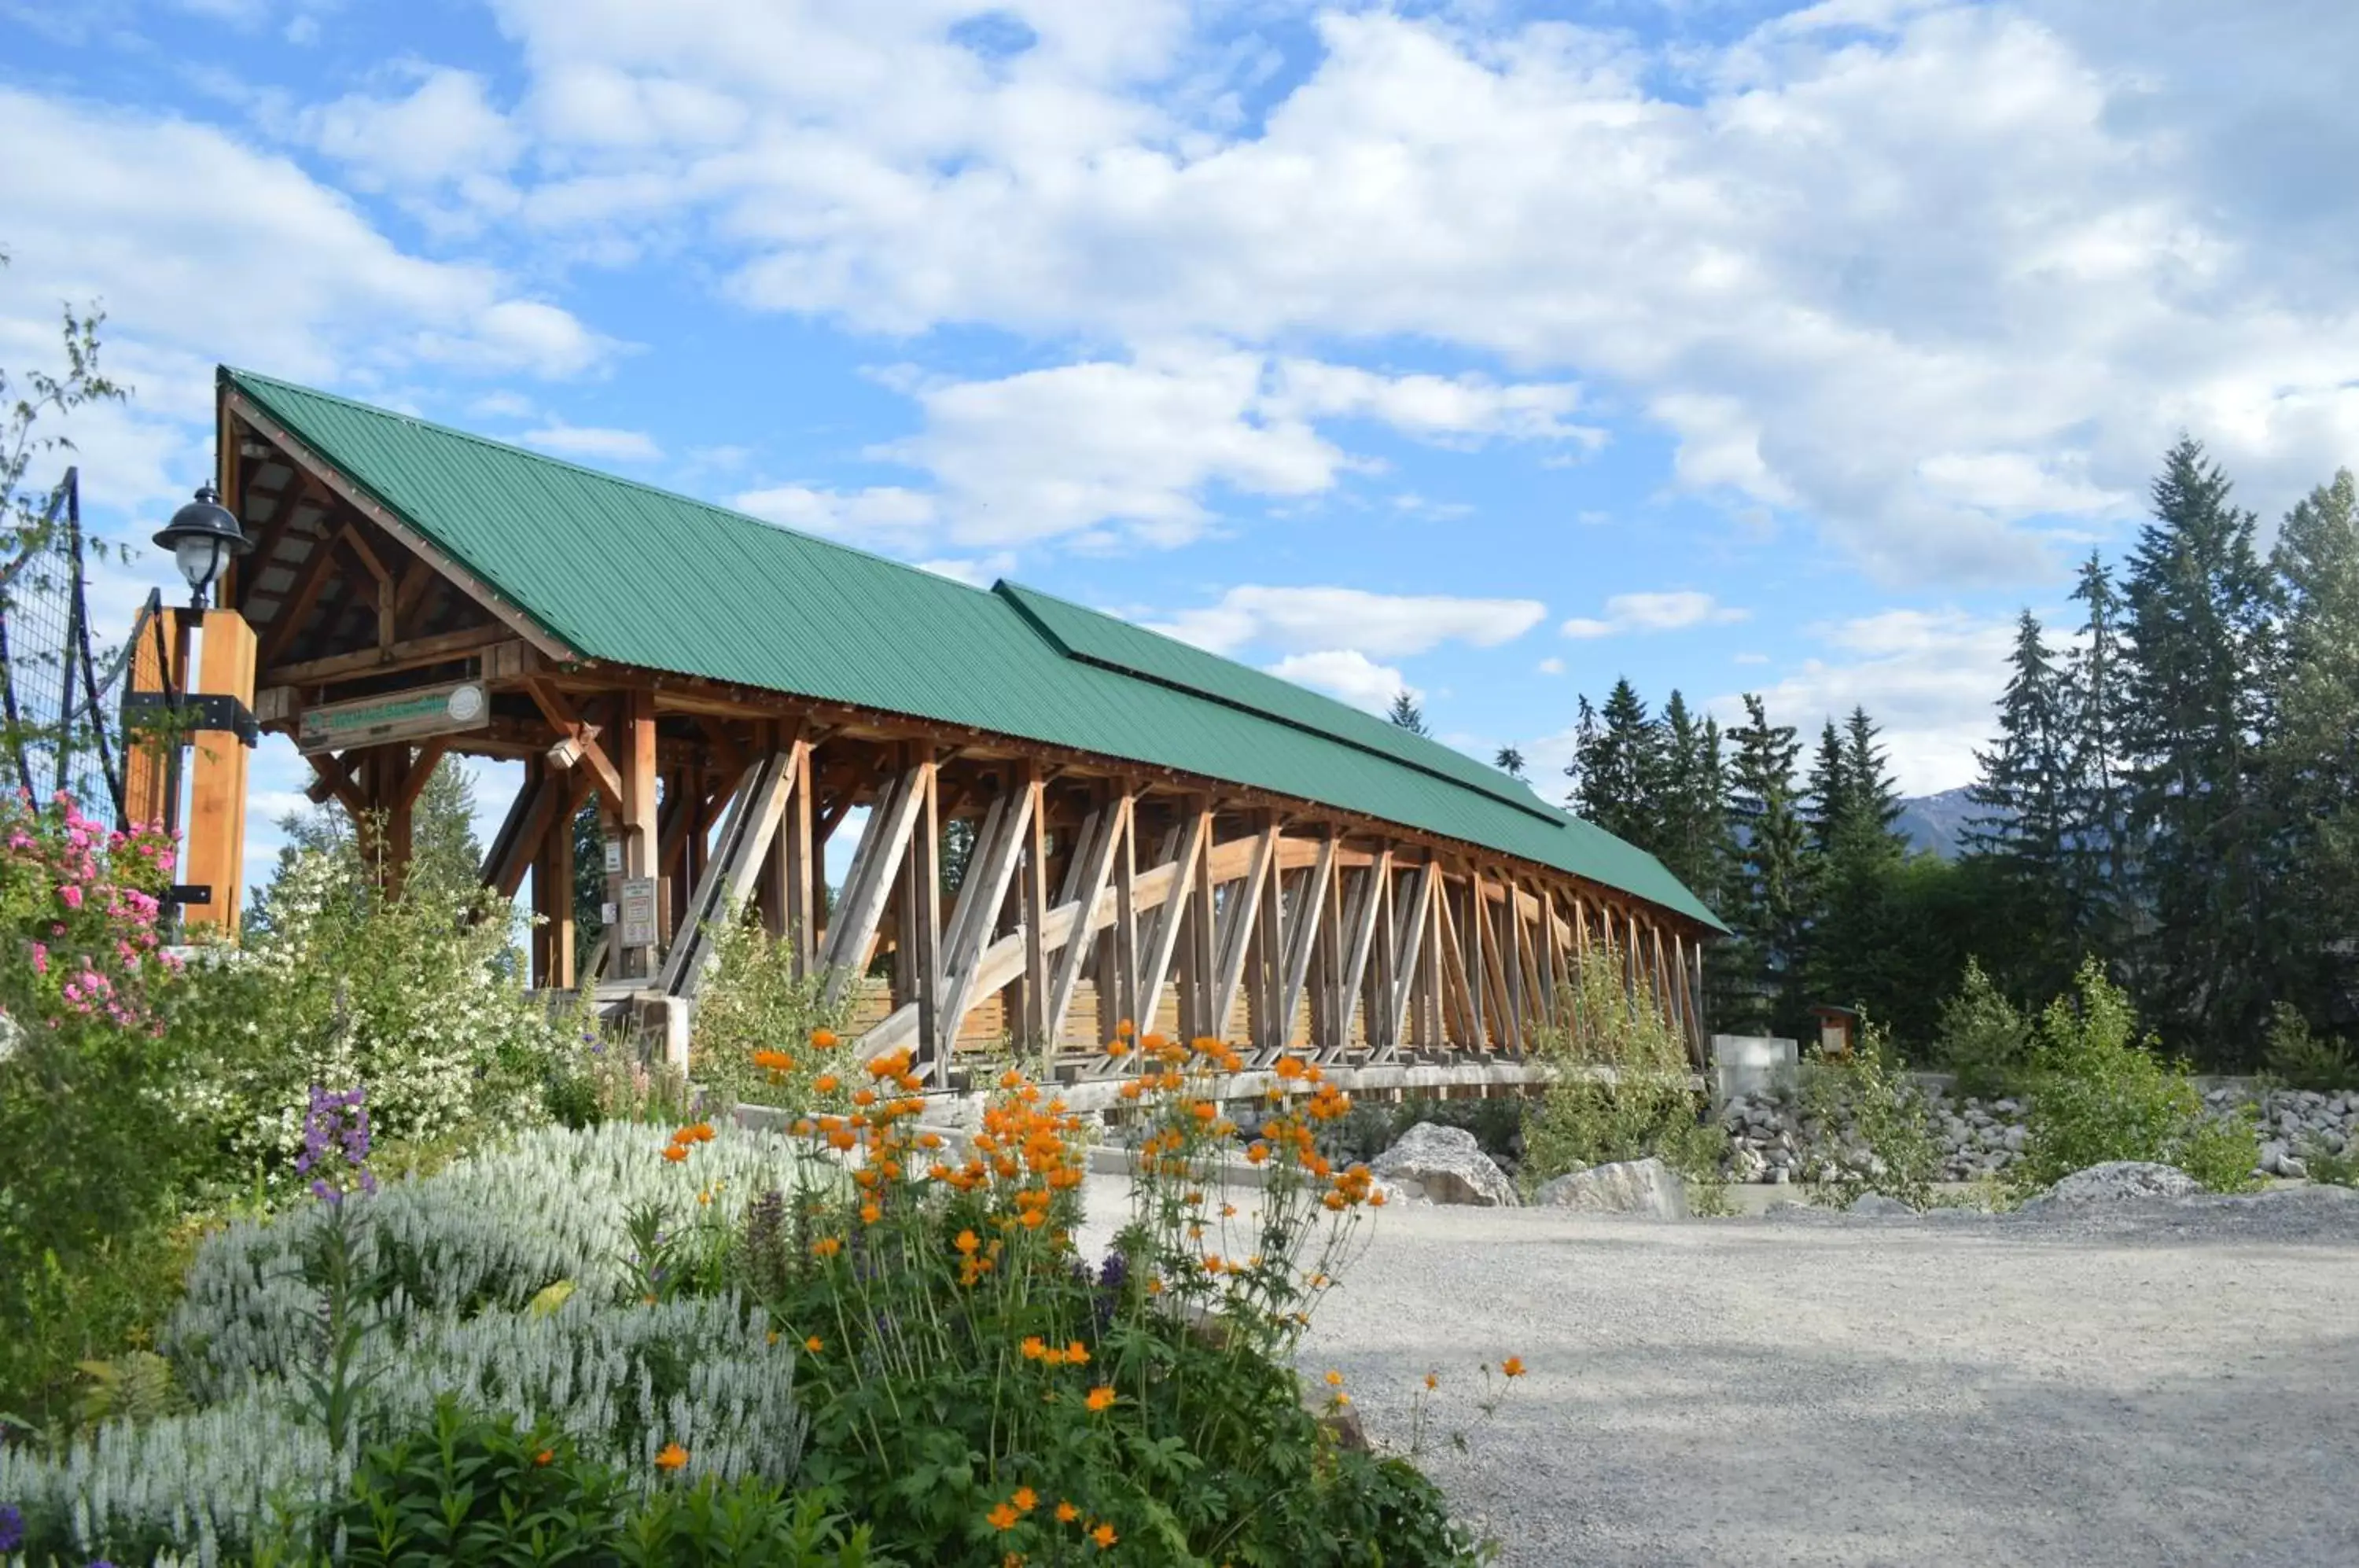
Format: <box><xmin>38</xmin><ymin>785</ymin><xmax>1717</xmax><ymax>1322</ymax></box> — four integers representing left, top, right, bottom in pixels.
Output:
<box><xmin>2063</xmin><ymin>552</ymin><xmax>2130</xmax><ymax>964</ymax></box>
<box><xmin>1722</xmin><ymin>694</ymin><xmax>1809</xmax><ymax>1035</ymax></box>
<box><xmin>1493</xmin><ymin>745</ymin><xmax>1526</xmax><ymax>780</ymax></box>
<box><xmin>2119</xmin><ymin>437</ymin><xmax>2282</xmax><ymax>1063</ymax></box>
<box><xmin>1570</xmin><ymin>678</ymin><xmax>1666</xmax><ymax>850</ymax></box>
<box><xmin>248</xmin><ymin>753</ymin><xmax>485</xmax><ymax>929</ymax></box>
<box><xmin>1653</xmin><ymin>692</ymin><xmax>1730</xmax><ymax>911</ymax></box>
<box><xmin>1964</xmin><ymin>612</ymin><xmax>2077</xmax><ymax>998</ymax></box>
<box><xmin>1387</xmin><ymin>691</ymin><xmax>1428</xmax><ymax>735</ymax></box>
<box><xmin>2263</xmin><ymin>469</ymin><xmax>2359</xmax><ymax>1029</ymax></box>
<box><xmin>1806</xmin><ymin>707</ymin><xmax>1909</xmax><ymax>1014</ymax></box>
<box><xmin>1805</xmin><ymin>720</ymin><xmax>1853</xmax><ymax>859</ymax></box>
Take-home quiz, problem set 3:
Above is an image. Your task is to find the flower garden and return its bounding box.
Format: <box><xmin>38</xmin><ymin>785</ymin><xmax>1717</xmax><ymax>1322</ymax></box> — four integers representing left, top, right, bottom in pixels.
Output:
<box><xmin>0</xmin><ymin>797</ymin><xmax>1503</xmax><ymax>1566</ymax></box>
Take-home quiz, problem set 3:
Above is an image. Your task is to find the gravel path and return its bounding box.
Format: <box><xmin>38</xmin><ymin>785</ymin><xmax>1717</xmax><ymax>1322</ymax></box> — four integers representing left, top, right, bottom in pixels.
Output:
<box><xmin>1084</xmin><ymin>1180</ymin><xmax>2359</xmax><ymax>1567</ymax></box>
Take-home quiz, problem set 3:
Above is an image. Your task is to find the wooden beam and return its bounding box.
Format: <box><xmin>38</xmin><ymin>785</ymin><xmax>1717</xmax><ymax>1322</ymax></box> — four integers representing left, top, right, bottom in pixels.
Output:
<box><xmin>396</xmin><ymin>738</ymin><xmax>450</xmax><ymax>815</ymax></box>
<box><xmin>1383</xmin><ymin>861</ymin><xmax>1433</xmax><ymax>1055</ymax></box>
<box><xmin>1133</xmin><ymin>808</ymin><xmax>1207</xmax><ymax>1043</ymax></box>
<box><xmin>1018</xmin><ymin>763</ymin><xmax>1051</xmax><ymax>1048</ymax></box>
<box><xmin>1273</xmin><ymin>830</ymin><xmax>1334</xmax><ymax>1058</ymax></box>
<box><xmin>229</xmin><ymin>392</ymin><xmax>576</xmax><ymax>663</ymax></box>
<box><xmin>256</xmin><ymin>525</ymin><xmax>344</xmax><ymax>668</ymax></box>
<box><xmin>940</xmin><ymin>784</ymin><xmax>1034</xmax><ymax>1051</ymax></box>
<box><xmin>1044</xmin><ymin>793</ymin><xmax>1126</xmax><ymax>1049</ymax></box>
<box><xmin>264</xmin><ymin>622</ymin><xmax>513</xmax><ymax>688</ymax></box>
<box><xmin>819</xmin><ymin>756</ymin><xmax>932</xmax><ymax>1004</ymax></box>
<box><xmin>903</xmin><ymin>759</ymin><xmax>944</xmax><ymax>1077</ymax></box>
<box><xmin>1335</xmin><ymin>849</ymin><xmax>1390</xmax><ymax>1053</ymax></box>
<box><xmin>1211</xmin><ymin>819</ymin><xmax>1279</xmax><ymax>1041</ymax></box>
<box><xmin>657</xmin><ymin>745</ymin><xmax>801</xmax><ymax>997</ymax></box>
<box><xmin>526</xmin><ymin>679</ymin><xmax>625</xmax><ymax>811</ymax></box>
<box><xmin>483</xmin><ymin>764</ymin><xmax>568</xmax><ymax>901</ymax></box>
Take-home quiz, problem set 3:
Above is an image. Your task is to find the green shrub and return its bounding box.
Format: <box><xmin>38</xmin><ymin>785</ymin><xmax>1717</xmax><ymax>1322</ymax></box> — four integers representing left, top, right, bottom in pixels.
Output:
<box><xmin>687</xmin><ymin>917</ymin><xmax>853</xmax><ymax>1111</ymax></box>
<box><xmin>2261</xmin><ymin>1003</ymin><xmax>2359</xmax><ymax>1093</ymax></box>
<box><xmin>1935</xmin><ymin>958</ymin><xmax>2033</xmax><ymax>1098</ymax></box>
<box><xmin>2009</xmin><ymin>961</ymin><xmax>2261</xmax><ymax>1196</ymax></box>
<box><xmin>1522</xmin><ymin>947</ymin><xmax>1727</xmax><ymax>1209</ymax></box>
<box><xmin>1798</xmin><ymin>1020</ymin><xmax>1941</xmax><ymax>1210</ymax></box>
<box><xmin>168</xmin><ymin>841</ymin><xmax>581</xmax><ymax>1191</ymax></box>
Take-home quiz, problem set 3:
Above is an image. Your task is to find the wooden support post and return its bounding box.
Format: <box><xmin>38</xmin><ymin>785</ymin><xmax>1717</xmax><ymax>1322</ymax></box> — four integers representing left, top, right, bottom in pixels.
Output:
<box><xmin>903</xmin><ymin>759</ymin><xmax>943</xmax><ymax>1078</ymax></box>
<box><xmin>1110</xmin><ymin>791</ymin><xmax>1139</xmax><ymax>1036</ymax></box>
<box><xmin>940</xmin><ymin>784</ymin><xmax>1033</xmax><ymax>1055</ymax></box>
<box><xmin>1336</xmin><ymin>850</ymin><xmax>1390</xmax><ymax>1056</ymax></box>
<box><xmin>1212</xmin><ymin>818</ymin><xmax>1279</xmax><ymax>1042</ymax></box>
<box><xmin>1046</xmin><ymin>790</ymin><xmax>1126</xmax><ymax>1048</ymax></box>
<box><xmin>1134</xmin><ymin>807</ymin><xmax>1206</xmax><ymax>1043</ymax></box>
<box><xmin>1384</xmin><ymin>860</ymin><xmax>1433</xmax><ymax>1057</ymax></box>
<box><xmin>819</xmin><ymin>754</ymin><xmax>932</xmax><ymax>1004</ymax></box>
<box><xmin>1018</xmin><ymin>764</ymin><xmax>1050</xmax><ymax>1048</ymax></box>
<box><xmin>184</xmin><ymin>610</ymin><xmax>257</xmax><ymax>933</ymax></box>
<box><xmin>122</xmin><ymin>607</ymin><xmax>183</xmax><ymax>830</ymax></box>
<box><xmin>1179</xmin><ymin>806</ymin><xmax>1218</xmax><ymax>1042</ymax></box>
<box><xmin>602</xmin><ymin>689</ymin><xmax>659</xmax><ymax>981</ymax></box>
<box><xmin>1274</xmin><ymin>830</ymin><xmax>1334</xmax><ymax>1058</ymax></box>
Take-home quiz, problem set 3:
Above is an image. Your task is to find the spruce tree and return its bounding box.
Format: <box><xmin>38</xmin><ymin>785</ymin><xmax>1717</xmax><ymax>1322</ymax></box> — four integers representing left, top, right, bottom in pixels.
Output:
<box><xmin>2063</xmin><ymin>552</ymin><xmax>2130</xmax><ymax>964</ymax></box>
<box><xmin>1964</xmin><ymin>612</ymin><xmax>2076</xmax><ymax>998</ymax></box>
<box><xmin>1722</xmin><ymin>694</ymin><xmax>1809</xmax><ymax>1036</ymax></box>
<box><xmin>1493</xmin><ymin>745</ymin><xmax>1527</xmax><ymax>779</ymax></box>
<box><xmin>1807</xmin><ymin>707</ymin><xmax>1909</xmax><ymax>1013</ymax></box>
<box><xmin>2119</xmin><ymin>437</ymin><xmax>2281</xmax><ymax>1063</ymax></box>
<box><xmin>1571</xmin><ymin>678</ymin><xmax>1667</xmax><ymax>850</ymax></box>
<box><xmin>1842</xmin><ymin>707</ymin><xmax>1904</xmax><ymax>845</ymax></box>
<box><xmin>2263</xmin><ymin>469</ymin><xmax>2359</xmax><ymax>1029</ymax></box>
<box><xmin>1654</xmin><ymin>691</ymin><xmax>1731</xmax><ymax>911</ymax></box>
<box><xmin>1387</xmin><ymin>691</ymin><xmax>1429</xmax><ymax>736</ymax></box>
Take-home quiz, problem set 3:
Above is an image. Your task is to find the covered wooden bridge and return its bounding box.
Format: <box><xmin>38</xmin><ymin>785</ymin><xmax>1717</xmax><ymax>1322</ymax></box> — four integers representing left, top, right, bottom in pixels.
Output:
<box><xmin>194</xmin><ymin>366</ymin><xmax>1724</xmax><ymax>1082</ymax></box>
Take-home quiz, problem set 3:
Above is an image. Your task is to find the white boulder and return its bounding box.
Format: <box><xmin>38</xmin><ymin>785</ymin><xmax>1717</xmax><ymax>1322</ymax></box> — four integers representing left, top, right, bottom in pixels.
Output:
<box><xmin>1370</xmin><ymin>1123</ymin><xmax>1520</xmax><ymax>1206</ymax></box>
<box><xmin>1531</xmin><ymin>1157</ymin><xmax>1689</xmax><ymax>1219</ymax></box>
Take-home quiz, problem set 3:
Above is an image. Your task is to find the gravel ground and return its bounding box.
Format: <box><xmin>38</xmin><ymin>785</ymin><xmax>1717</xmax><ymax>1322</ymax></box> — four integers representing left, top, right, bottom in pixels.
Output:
<box><xmin>1082</xmin><ymin>1179</ymin><xmax>2359</xmax><ymax>1567</ymax></box>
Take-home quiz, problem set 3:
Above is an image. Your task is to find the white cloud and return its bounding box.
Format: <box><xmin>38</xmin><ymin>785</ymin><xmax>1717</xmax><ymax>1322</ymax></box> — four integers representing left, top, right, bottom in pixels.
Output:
<box><xmin>304</xmin><ymin>67</ymin><xmax>522</xmax><ymax>193</ymax></box>
<box><xmin>1732</xmin><ymin>651</ymin><xmax>1770</xmax><ymax>665</ymax></box>
<box><xmin>1536</xmin><ymin>656</ymin><xmax>1566</xmax><ymax>675</ymax></box>
<box><xmin>732</xmin><ymin>484</ymin><xmax>937</xmax><ymax>536</ymax></box>
<box><xmin>0</xmin><ymin>86</ymin><xmax>611</xmax><ymax>399</ymax></box>
<box><xmin>1264</xmin><ymin>650</ymin><xmax>1416</xmax><ymax>715</ymax></box>
<box><xmin>1717</xmin><ymin>609</ymin><xmax>2018</xmax><ymax>793</ymax></box>
<box><xmin>875</xmin><ymin>346</ymin><xmax>1591</xmax><ymax>549</ymax></box>
<box><xmin>463</xmin><ymin>0</ymin><xmax>2359</xmax><ymax>583</ymax></box>
<box><xmin>1561</xmin><ymin>591</ymin><xmax>1748</xmax><ymax>639</ymax></box>
<box><xmin>1150</xmin><ymin>584</ymin><xmax>1545</xmax><ymax>659</ymax></box>
<box><xmin>518</xmin><ymin>423</ymin><xmax>663</xmax><ymax>462</ymax></box>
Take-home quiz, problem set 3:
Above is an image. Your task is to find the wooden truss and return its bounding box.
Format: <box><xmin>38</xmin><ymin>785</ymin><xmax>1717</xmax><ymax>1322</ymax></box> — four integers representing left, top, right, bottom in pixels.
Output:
<box><xmin>215</xmin><ymin>393</ymin><xmax>1717</xmax><ymax>1079</ymax></box>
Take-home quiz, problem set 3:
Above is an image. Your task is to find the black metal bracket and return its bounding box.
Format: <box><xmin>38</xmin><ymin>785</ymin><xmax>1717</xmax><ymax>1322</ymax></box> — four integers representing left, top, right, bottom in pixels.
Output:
<box><xmin>123</xmin><ymin>691</ymin><xmax>259</xmax><ymax>748</ymax></box>
<box><xmin>164</xmin><ymin>883</ymin><xmax>212</xmax><ymax>907</ymax></box>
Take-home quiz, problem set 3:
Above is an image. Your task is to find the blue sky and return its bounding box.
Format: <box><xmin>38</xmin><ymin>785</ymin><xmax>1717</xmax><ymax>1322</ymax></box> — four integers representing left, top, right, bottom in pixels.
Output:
<box><xmin>5</xmin><ymin>0</ymin><xmax>2356</xmax><ymax>889</ymax></box>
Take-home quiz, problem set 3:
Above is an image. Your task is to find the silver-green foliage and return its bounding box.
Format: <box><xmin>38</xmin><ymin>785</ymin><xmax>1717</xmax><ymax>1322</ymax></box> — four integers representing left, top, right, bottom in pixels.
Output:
<box><xmin>10</xmin><ymin>1124</ymin><xmax>819</xmax><ymax>1563</ymax></box>
<box><xmin>171</xmin><ymin>1121</ymin><xmax>823</xmax><ymax>1398</ymax></box>
<box><xmin>0</xmin><ymin>1388</ymin><xmax>339</xmax><ymax>1568</ymax></box>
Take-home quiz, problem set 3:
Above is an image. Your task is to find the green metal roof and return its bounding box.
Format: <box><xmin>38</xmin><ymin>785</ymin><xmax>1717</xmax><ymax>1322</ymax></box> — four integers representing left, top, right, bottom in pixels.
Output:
<box><xmin>224</xmin><ymin>366</ymin><xmax>1724</xmax><ymax>932</ymax></box>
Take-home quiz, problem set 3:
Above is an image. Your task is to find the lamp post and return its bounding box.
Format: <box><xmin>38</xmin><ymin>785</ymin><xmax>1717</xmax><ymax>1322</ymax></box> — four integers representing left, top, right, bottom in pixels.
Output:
<box><xmin>148</xmin><ymin>484</ymin><xmax>252</xmax><ymax>845</ymax></box>
<box><xmin>152</xmin><ymin>484</ymin><xmax>249</xmax><ymax>614</ymax></box>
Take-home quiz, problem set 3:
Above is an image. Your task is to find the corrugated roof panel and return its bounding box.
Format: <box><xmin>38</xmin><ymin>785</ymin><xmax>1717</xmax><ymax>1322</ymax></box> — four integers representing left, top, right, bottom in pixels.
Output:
<box><xmin>225</xmin><ymin>366</ymin><xmax>1724</xmax><ymax>931</ymax></box>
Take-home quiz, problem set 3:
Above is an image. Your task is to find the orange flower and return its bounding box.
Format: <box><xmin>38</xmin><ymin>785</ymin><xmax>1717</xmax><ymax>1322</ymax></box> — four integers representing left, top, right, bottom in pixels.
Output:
<box><xmin>805</xmin><ymin>1335</ymin><xmax>824</xmax><ymax>1353</ymax></box>
<box><xmin>955</xmin><ymin>1229</ymin><xmax>981</xmax><ymax>1255</ymax></box>
<box><xmin>811</xmin><ymin>1236</ymin><xmax>842</xmax><ymax>1258</ymax></box>
<box><xmin>1013</xmin><ymin>1486</ymin><xmax>1038</xmax><ymax>1513</ymax></box>
<box><xmin>1056</xmin><ymin>1501</ymin><xmax>1080</xmax><ymax>1523</ymax></box>
<box><xmin>654</xmin><ymin>1442</ymin><xmax>688</xmax><ymax>1471</ymax></box>
<box><xmin>1324</xmin><ymin>1369</ymin><xmax>1343</xmax><ymax>1387</ymax></box>
<box><xmin>815</xmin><ymin>1073</ymin><xmax>840</xmax><ymax>1094</ymax></box>
<box><xmin>661</xmin><ymin>1144</ymin><xmax>689</xmax><ymax>1163</ymax></box>
<box><xmin>811</xmin><ymin>1028</ymin><xmax>840</xmax><ymax>1049</ymax></box>
<box><xmin>852</xmin><ymin>1087</ymin><xmax>878</xmax><ymax>1107</ymax></box>
<box><xmin>1021</xmin><ymin>1335</ymin><xmax>1048</xmax><ymax>1360</ymax></box>
<box><xmin>1064</xmin><ymin>1341</ymin><xmax>1088</xmax><ymax>1364</ymax></box>
<box><xmin>1502</xmin><ymin>1356</ymin><xmax>1526</xmax><ymax>1378</ymax></box>
<box><xmin>859</xmin><ymin>1202</ymin><xmax>882</xmax><ymax>1225</ymax></box>
<box><xmin>1091</xmin><ymin>1522</ymin><xmax>1117</xmax><ymax>1548</ymax></box>
<box><xmin>987</xmin><ymin>1502</ymin><xmax>1021</xmax><ymax>1532</ymax></box>
<box><xmin>534</xmin><ymin>1448</ymin><xmax>554</xmax><ymax>1466</ymax></box>
<box><xmin>1424</xmin><ymin>1372</ymin><xmax>1439</xmax><ymax>1391</ymax></box>
<box><xmin>1115</xmin><ymin>1018</ymin><xmax>1134</xmax><ymax>1038</ymax></box>
<box><xmin>1085</xmin><ymin>1385</ymin><xmax>1116</xmax><ymax>1412</ymax></box>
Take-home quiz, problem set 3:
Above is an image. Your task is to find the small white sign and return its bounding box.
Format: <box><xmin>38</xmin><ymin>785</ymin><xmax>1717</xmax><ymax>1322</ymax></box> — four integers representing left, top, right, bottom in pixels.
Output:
<box><xmin>599</xmin><ymin>901</ymin><xmax>617</xmax><ymax>926</ymax></box>
<box><xmin>618</xmin><ymin>876</ymin><xmax>660</xmax><ymax>950</ymax></box>
<box><xmin>602</xmin><ymin>841</ymin><xmax>624</xmax><ymax>875</ymax></box>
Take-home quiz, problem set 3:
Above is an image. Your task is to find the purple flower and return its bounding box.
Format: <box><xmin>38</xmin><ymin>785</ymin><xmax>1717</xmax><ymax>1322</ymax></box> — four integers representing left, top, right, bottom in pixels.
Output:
<box><xmin>0</xmin><ymin>1502</ymin><xmax>24</xmax><ymax>1552</ymax></box>
<box><xmin>300</xmin><ymin>1084</ymin><xmax>375</xmax><ymax>1202</ymax></box>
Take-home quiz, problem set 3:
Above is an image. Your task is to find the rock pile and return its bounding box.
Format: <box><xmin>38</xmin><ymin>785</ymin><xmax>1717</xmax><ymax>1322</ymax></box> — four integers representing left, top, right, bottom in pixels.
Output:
<box><xmin>1716</xmin><ymin>1084</ymin><xmax>2358</xmax><ymax>1185</ymax></box>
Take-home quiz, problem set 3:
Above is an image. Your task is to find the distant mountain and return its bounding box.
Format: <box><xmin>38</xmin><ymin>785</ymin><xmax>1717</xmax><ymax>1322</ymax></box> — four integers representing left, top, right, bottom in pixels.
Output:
<box><xmin>1895</xmin><ymin>786</ymin><xmax>1984</xmax><ymax>860</ymax></box>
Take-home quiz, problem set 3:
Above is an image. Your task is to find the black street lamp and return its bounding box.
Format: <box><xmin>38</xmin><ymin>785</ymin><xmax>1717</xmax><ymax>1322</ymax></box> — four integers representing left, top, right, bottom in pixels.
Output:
<box><xmin>151</xmin><ymin>484</ymin><xmax>250</xmax><ymax>613</ymax></box>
